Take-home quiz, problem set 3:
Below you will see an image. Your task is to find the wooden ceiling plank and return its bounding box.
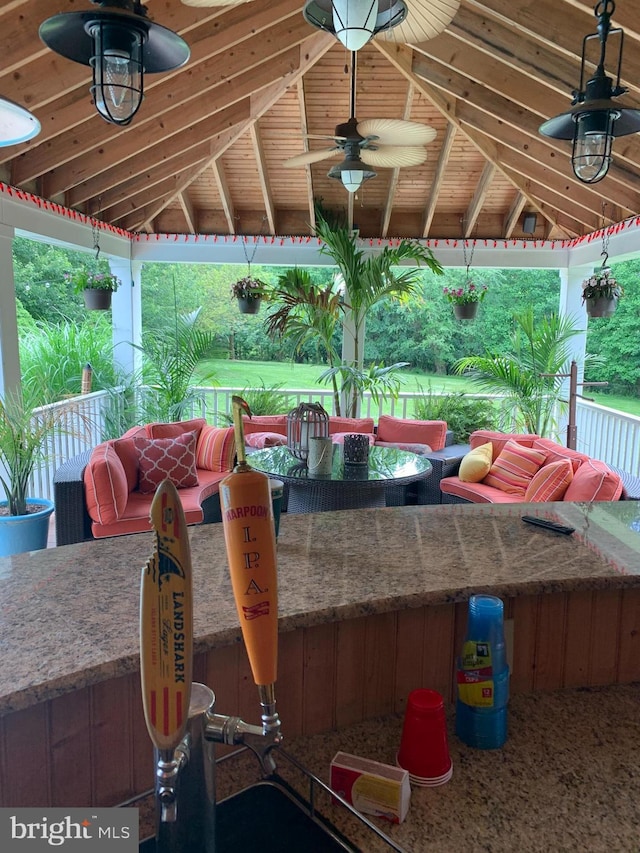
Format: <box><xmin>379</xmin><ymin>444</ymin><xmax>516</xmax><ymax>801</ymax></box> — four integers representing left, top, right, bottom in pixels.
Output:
<box><xmin>381</xmin><ymin>83</ymin><xmax>414</xmax><ymax>237</ymax></box>
<box><xmin>464</xmin><ymin>162</ymin><xmax>496</xmax><ymax>236</ymax></box>
<box><xmin>410</xmin><ymin>50</ymin><xmax>640</xmax><ymax>216</ymax></box>
<box><xmin>504</xmin><ymin>192</ymin><xmax>528</xmax><ymax>238</ymax></box>
<box><xmin>374</xmin><ymin>41</ymin><xmax>570</xmax><ymax>237</ymax></box>
<box><xmin>422</xmin><ymin>123</ymin><xmax>457</xmax><ymax>238</ymax></box>
<box><xmin>102</xmin><ymin>154</ymin><xmax>212</xmax><ymax>223</ymax></box>
<box><xmin>178</xmin><ymin>192</ymin><xmax>197</xmax><ymax>234</ymax></box>
<box><xmin>296</xmin><ymin>78</ymin><xmax>316</xmax><ymax>231</ymax></box>
<box><xmin>58</xmin><ymin>51</ymin><xmax>302</xmax><ymax>205</ymax></box>
<box><xmin>211</xmin><ymin>161</ymin><xmax>236</xmax><ymax>234</ymax></box>
<box><xmin>250</xmin><ymin>122</ymin><xmax>276</xmax><ymax>235</ymax></box>
<box><xmin>16</xmin><ymin>15</ymin><xmax>312</xmax><ymax>186</ymax></box>
<box><xmin>122</xmin><ymin>33</ymin><xmax>334</xmax><ymax>232</ymax></box>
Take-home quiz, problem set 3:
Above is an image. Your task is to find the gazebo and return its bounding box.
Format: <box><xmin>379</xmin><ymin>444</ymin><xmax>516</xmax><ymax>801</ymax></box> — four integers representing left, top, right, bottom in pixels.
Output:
<box><xmin>1</xmin><ymin>0</ymin><xmax>640</xmax><ymax>393</ymax></box>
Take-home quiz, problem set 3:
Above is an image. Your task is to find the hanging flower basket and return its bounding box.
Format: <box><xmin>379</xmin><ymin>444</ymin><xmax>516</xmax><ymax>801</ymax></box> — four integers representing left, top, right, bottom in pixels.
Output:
<box><xmin>453</xmin><ymin>302</ymin><xmax>478</xmax><ymax>320</ymax></box>
<box><xmin>83</xmin><ymin>288</ymin><xmax>113</xmax><ymax>310</ymax></box>
<box><xmin>581</xmin><ymin>267</ymin><xmax>622</xmax><ymax>318</ymax></box>
<box><xmin>444</xmin><ymin>281</ymin><xmax>487</xmax><ymax>320</ymax></box>
<box><xmin>231</xmin><ymin>276</ymin><xmax>268</xmax><ymax>314</ymax></box>
<box><xmin>585</xmin><ymin>296</ymin><xmax>618</xmax><ymax>318</ymax></box>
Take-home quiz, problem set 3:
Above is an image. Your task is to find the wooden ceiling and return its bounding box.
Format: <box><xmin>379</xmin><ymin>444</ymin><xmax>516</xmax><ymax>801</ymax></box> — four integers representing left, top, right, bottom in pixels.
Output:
<box><xmin>2</xmin><ymin>0</ymin><xmax>640</xmax><ymax>242</ymax></box>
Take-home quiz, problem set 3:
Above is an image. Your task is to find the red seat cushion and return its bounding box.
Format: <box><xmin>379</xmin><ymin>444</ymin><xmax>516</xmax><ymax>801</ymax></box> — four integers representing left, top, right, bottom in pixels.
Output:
<box><xmin>376</xmin><ymin>415</ymin><xmax>447</xmax><ymax>450</ymax></box>
<box><xmin>328</xmin><ymin>417</ymin><xmax>375</xmax><ymax>435</ymax></box>
<box><xmin>84</xmin><ymin>442</ymin><xmax>128</xmax><ymax>524</ymax></box>
<box><xmin>470</xmin><ymin>431</ymin><xmax>540</xmax><ymax>461</ymax></box>
<box><xmin>242</xmin><ymin>415</ymin><xmax>288</xmax><ymax>436</ymax></box>
<box><xmin>563</xmin><ymin>459</ymin><xmax>623</xmax><ymax>502</ymax></box>
<box><xmin>147</xmin><ymin>417</ymin><xmax>206</xmax><ymax>440</ymax></box>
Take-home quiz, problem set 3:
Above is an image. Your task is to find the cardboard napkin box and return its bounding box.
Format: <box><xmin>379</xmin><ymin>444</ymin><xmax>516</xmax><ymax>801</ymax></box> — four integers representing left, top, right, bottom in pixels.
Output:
<box><xmin>330</xmin><ymin>751</ymin><xmax>411</xmax><ymax>824</ymax></box>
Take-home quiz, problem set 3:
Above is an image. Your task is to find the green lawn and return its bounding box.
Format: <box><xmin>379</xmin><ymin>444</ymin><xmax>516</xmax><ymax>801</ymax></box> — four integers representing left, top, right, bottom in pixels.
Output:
<box><xmin>198</xmin><ymin>359</ymin><xmax>472</xmax><ymax>394</ymax></box>
<box><xmin>197</xmin><ymin>359</ymin><xmax>640</xmax><ymax>418</ymax></box>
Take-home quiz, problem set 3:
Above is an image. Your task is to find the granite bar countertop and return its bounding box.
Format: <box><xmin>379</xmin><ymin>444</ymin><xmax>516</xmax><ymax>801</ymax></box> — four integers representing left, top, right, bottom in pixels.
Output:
<box><xmin>138</xmin><ymin>683</ymin><xmax>640</xmax><ymax>852</ymax></box>
<box><xmin>1</xmin><ymin>501</ymin><xmax>639</xmax><ymax>715</ymax></box>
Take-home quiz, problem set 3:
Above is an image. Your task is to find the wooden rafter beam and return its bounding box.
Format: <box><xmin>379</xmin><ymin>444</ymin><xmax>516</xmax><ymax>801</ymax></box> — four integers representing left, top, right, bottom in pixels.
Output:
<box><xmin>178</xmin><ymin>192</ymin><xmax>197</xmax><ymax>234</ymax></box>
<box><xmin>463</xmin><ymin>162</ymin><xmax>496</xmax><ymax>236</ymax></box>
<box><xmin>422</xmin><ymin>122</ymin><xmax>456</xmax><ymax>238</ymax></box>
<box><xmin>296</xmin><ymin>78</ymin><xmax>316</xmax><ymax>231</ymax></box>
<box><xmin>373</xmin><ymin>40</ymin><xmax>572</xmax><ymax>238</ymax></box>
<box><xmin>121</xmin><ymin>32</ymin><xmax>334</xmax><ymax>232</ymax></box>
<box><xmin>381</xmin><ymin>83</ymin><xmax>414</xmax><ymax>238</ymax></box>
<box><xmin>504</xmin><ymin>192</ymin><xmax>527</xmax><ymax>238</ymax></box>
<box><xmin>250</xmin><ymin>122</ymin><xmax>276</xmax><ymax>235</ymax></box>
<box><xmin>211</xmin><ymin>160</ymin><xmax>235</xmax><ymax>234</ymax></box>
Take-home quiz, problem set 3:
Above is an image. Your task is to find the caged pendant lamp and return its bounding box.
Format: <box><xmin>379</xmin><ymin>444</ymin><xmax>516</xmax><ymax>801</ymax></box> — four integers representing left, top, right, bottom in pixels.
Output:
<box><xmin>39</xmin><ymin>0</ymin><xmax>190</xmax><ymax>127</ymax></box>
<box><xmin>303</xmin><ymin>0</ymin><xmax>408</xmax><ymax>52</ymax></box>
<box><xmin>539</xmin><ymin>0</ymin><xmax>640</xmax><ymax>184</ymax></box>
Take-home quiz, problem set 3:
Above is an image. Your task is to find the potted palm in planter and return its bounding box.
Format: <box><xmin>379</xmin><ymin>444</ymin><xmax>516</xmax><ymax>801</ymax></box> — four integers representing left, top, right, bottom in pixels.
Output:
<box><xmin>0</xmin><ymin>385</ymin><xmax>61</xmax><ymax>556</ymax></box>
<box><xmin>444</xmin><ymin>280</ymin><xmax>488</xmax><ymax>320</ymax></box>
<box><xmin>582</xmin><ymin>267</ymin><xmax>622</xmax><ymax>318</ymax></box>
<box><xmin>67</xmin><ymin>268</ymin><xmax>121</xmax><ymax>310</ymax></box>
<box><xmin>231</xmin><ymin>275</ymin><xmax>269</xmax><ymax>314</ymax></box>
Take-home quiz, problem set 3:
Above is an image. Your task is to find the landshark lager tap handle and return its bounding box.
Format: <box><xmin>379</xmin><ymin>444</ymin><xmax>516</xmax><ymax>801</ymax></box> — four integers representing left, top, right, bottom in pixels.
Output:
<box><xmin>140</xmin><ymin>479</ymin><xmax>194</xmax><ymax>754</ymax></box>
<box><xmin>220</xmin><ymin>396</ymin><xmax>278</xmax><ymax>690</ymax></box>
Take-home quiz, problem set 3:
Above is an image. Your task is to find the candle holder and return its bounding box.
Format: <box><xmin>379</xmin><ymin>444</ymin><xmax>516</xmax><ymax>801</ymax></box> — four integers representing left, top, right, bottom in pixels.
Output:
<box><xmin>343</xmin><ymin>432</ymin><xmax>370</xmax><ymax>465</ymax></box>
<box><xmin>286</xmin><ymin>402</ymin><xmax>329</xmax><ymax>461</ymax></box>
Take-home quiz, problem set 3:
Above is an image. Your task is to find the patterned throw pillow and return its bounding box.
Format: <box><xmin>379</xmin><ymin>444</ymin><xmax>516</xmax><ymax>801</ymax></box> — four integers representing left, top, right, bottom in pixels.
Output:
<box><xmin>134</xmin><ymin>433</ymin><xmax>199</xmax><ymax>493</ymax></box>
<box><xmin>196</xmin><ymin>425</ymin><xmax>236</xmax><ymax>472</ymax></box>
<box><xmin>524</xmin><ymin>459</ymin><xmax>574</xmax><ymax>502</ymax></box>
<box><xmin>458</xmin><ymin>442</ymin><xmax>493</xmax><ymax>483</ymax></box>
<box><xmin>483</xmin><ymin>439</ymin><xmax>547</xmax><ymax>496</ymax></box>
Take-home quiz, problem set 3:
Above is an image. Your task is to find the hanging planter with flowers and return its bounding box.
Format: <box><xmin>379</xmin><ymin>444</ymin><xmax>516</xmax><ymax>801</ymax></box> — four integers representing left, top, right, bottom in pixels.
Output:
<box><xmin>66</xmin><ymin>268</ymin><xmax>121</xmax><ymax>310</ymax></box>
<box><xmin>582</xmin><ymin>267</ymin><xmax>623</xmax><ymax>317</ymax></box>
<box><xmin>231</xmin><ymin>276</ymin><xmax>268</xmax><ymax>314</ymax></box>
<box><xmin>444</xmin><ymin>281</ymin><xmax>488</xmax><ymax>320</ymax></box>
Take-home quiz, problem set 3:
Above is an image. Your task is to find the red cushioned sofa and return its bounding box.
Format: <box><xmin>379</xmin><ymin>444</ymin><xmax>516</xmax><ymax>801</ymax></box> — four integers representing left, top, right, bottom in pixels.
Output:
<box><xmin>54</xmin><ymin>418</ymin><xmax>235</xmax><ymax>545</ymax></box>
<box><xmin>439</xmin><ymin>430</ymin><xmax>625</xmax><ymax>504</ymax></box>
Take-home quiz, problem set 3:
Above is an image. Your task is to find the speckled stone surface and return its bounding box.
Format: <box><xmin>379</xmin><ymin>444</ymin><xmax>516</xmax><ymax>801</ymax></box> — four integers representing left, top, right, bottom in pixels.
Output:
<box><xmin>1</xmin><ymin>501</ymin><xmax>639</xmax><ymax>714</ymax></box>
<box><xmin>136</xmin><ymin>683</ymin><xmax>640</xmax><ymax>852</ymax></box>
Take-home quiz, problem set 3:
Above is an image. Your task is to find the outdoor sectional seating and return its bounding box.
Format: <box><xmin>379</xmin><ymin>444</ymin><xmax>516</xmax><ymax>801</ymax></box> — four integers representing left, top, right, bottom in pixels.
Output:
<box><xmin>439</xmin><ymin>430</ymin><xmax>628</xmax><ymax>504</ymax></box>
<box><xmin>53</xmin><ymin>418</ymin><xmax>235</xmax><ymax>546</ymax></box>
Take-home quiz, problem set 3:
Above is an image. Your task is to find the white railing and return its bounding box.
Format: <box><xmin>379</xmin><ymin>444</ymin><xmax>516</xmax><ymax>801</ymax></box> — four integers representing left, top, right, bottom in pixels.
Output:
<box><xmin>26</xmin><ymin>387</ymin><xmax>640</xmax><ymax>503</ymax></box>
<box><xmin>575</xmin><ymin>398</ymin><xmax>640</xmax><ymax>475</ymax></box>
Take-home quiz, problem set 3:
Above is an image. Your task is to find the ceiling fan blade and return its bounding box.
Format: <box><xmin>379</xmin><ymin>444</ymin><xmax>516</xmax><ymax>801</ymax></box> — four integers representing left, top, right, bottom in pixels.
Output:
<box><xmin>181</xmin><ymin>0</ymin><xmax>253</xmax><ymax>7</ymax></box>
<box><xmin>357</xmin><ymin>118</ymin><xmax>436</xmax><ymax>146</ymax></box>
<box><xmin>376</xmin><ymin>0</ymin><xmax>461</xmax><ymax>44</ymax></box>
<box><xmin>360</xmin><ymin>146</ymin><xmax>427</xmax><ymax>168</ymax></box>
<box><xmin>283</xmin><ymin>148</ymin><xmax>341</xmax><ymax>168</ymax></box>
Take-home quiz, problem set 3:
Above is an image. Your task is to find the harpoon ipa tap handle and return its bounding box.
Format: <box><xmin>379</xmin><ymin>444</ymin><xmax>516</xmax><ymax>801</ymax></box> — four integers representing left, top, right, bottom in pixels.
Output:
<box><xmin>140</xmin><ymin>480</ymin><xmax>193</xmax><ymax>755</ymax></box>
<box><xmin>220</xmin><ymin>396</ymin><xmax>278</xmax><ymax>693</ymax></box>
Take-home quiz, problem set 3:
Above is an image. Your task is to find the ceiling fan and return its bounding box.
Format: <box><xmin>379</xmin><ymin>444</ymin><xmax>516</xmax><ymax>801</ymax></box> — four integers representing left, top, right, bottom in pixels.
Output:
<box><xmin>179</xmin><ymin>0</ymin><xmax>461</xmax><ymax>49</ymax></box>
<box><xmin>282</xmin><ymin>50</ymin><xmax>436</xmax><ymax>192</ymax></box>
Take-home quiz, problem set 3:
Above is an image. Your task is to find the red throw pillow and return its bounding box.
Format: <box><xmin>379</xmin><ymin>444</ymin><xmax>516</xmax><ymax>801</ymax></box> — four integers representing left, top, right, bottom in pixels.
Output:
<box><xmin>524</xmin><ymin>459</ymin><xmax>573</xmax><ymax>502</ymax></box>
<box><xmin>196</xmin><ymin>425</ymin><xmax>236</xmax><ymax>472</ymax></box>
<box><xmin>563</xmin><ymin>459</ymin><xmax>623</xmax><ymax>502</ymax></box>
<box><xmin>483</xmin><ymin>439</ymin><xmax>547</xmax><ymax>496</ymax></box>
<box><xmin>147</xmin><ymin>418</ymin><xmax>206</xmax><ymax>440</ymax></box>
<box><xmin>134</xmin><ymin>433</ymin><xmax>199</xmax><ymax>493</ymax></box>
<box><xmin>245</xmin><ymin>431</ymin><xmax>288</xmax><ymax>449</ymax></box>
<box><xmin>84</xmin><ymin>442</ymin><xmax>128</xmax><ymax>524</ymax></box>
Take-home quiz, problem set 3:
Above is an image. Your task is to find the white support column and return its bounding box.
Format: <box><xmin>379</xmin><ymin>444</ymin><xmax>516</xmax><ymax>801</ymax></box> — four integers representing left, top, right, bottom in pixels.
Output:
<box><xmin>340</xmin><ymin>287</ymin><xmax>365</xmax><ymax>418</ymax></box>
<box><xmin>108</xmin><ymin>258</ymin><xmax>143</xmax><ymax>379</ymax></box>
<box><xmin>0</xmin><ymin>225</ymin><xmax>20</xmax><ymax>398</ymax></box>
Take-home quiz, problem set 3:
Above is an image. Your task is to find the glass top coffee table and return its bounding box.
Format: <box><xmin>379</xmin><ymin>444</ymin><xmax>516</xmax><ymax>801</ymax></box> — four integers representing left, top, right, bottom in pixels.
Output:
<box><xmin>248</xmin><ymin>445</ymin><xmax>433</xmax><ymax>514</ymax></box>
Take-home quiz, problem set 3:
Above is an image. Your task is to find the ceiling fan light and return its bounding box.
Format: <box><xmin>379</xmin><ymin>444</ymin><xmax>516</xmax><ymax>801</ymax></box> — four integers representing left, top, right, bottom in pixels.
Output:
<box><xmin>328</xmin><ymin>153</ymin><xmax>376</xmax><ymax>191</ymax></box>
<box><xmin>332</xmin><ymin>0</ymin><xmax>377</xmax><ymax>51</ymax></box>
<box><xmin>303</xmin><ymin>0</ymin><xmax>407</xmax><ymax>50</ymax></box>
<box><xmin>0</xmin><ymin>97</ymin><xmax>40</xmax><ymax>146</ymax></box>
<box><xmin>340</xmin><ymin>170</ymin><xmax>365</xmax><ymax>192</ymax></box>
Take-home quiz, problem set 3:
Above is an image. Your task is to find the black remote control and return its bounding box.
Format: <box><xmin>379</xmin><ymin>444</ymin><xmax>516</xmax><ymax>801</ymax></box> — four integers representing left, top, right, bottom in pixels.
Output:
<box><xmin>522</xmin><ymin>516</ymin><xmax>575</xmax><ymax>535</ymax></box>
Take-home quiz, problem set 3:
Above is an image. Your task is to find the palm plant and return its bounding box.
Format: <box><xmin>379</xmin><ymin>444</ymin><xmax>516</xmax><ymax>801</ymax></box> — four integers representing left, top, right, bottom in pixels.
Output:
<box><xmin>0</xmin><ymin>384</ymin><xmax>64</xmax><ymax>516</ymax></box>
<box><xmin>266</xmin><ymin>267</ymin><xmax>344</xmax><ymax>413</ymax></box>
<box><xmin>454</xmin><ymin>309</ymin><xmax>599</xmax><ymax>437</ymax></box>
<box><xmin>136</xmin><ymin>308</ymin><xmax>218</xmax><ymax>422</ymax></box>
<box><xmin>310</xmin><ymin>211</ymin><xmax>443</xmax><ymax>415</ymax></box>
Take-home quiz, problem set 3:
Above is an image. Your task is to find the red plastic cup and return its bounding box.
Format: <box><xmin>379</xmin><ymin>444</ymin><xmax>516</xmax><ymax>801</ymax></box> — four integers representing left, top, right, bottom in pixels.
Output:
<box><xmin>397</xmin><ymin>689</ymin><xmax>452</xmax><ymax>784</ymax></box>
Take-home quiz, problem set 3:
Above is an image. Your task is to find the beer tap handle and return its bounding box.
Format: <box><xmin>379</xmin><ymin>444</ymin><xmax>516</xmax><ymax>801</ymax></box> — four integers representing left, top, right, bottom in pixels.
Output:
<box><xmin>220</xmin><ymin>397</ymin><xmax>280</xmax><ymax>737</ymax></box>
<box><xmin>140</xmin><ymin>480</ymin><xmax>194</xmax><ymax>821</ymax></box>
